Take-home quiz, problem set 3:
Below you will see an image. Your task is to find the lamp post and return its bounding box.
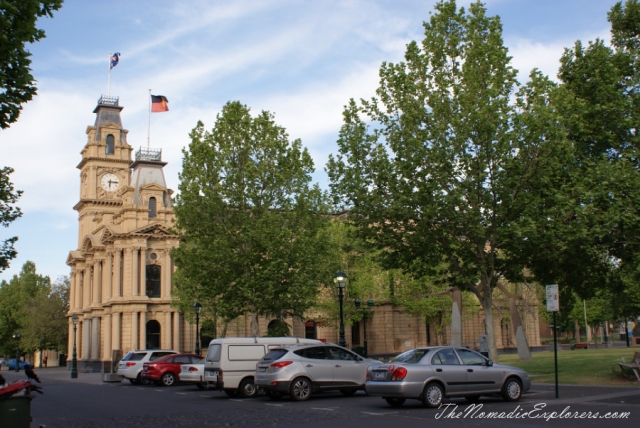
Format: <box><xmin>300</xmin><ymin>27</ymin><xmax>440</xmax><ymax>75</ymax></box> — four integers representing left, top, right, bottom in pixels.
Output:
<box><xmin>193</xmin><ymin>301</ymin><xmax>202</xmax><ymax>355</ymax></box>
<box><xmin>12</xmin><ymin>331</ymin><xmax>21</xmax><ymax>372</ymax></box>
<box><xmin>355</xmin><ymin>299</ymin><xmax>374</xmax><ymax>357</ymax></box>
<box><xmin>71</xmin><ymin>314</ymin><xmax>79</xmax><ymax>379</ymax></box>
<box><xmin>333</xmin><ymin>271</ymin><xmax>348</xmax><ymax>347</ymax></box>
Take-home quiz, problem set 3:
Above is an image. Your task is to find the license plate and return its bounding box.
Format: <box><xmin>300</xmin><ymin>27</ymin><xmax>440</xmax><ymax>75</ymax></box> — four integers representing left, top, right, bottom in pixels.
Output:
<box><xmin>374</xmin><ymin>371</ymin><xmax>386</xmax><ymax>380</ymax></box>
<box><xmin>259</xmin><ymin>367</ymin><xmax>266</xmax><ymax>372</ymax></box>
<box><xmin>205</xmin><ymin>370</ymin><xmax>218</xmax><ymax>380</ymax></box>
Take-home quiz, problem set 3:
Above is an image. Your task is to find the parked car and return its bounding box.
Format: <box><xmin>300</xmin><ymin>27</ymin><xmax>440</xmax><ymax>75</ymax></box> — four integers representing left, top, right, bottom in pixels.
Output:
<box><xmin>365</xmin><ymin>346</ymin><xmax>531</xmax><ymax>408</ymax></box>
<box><xmin>118</xmin><ymin>350</ymin><xmax>178</xmax><ymax>385</ymax></box>
<box><xmin>204</xmin><ymin>337</ymin><xmax>322</xmax><ymax>398</ymax></box>
<box><xmin>255</xmin><ymin>343</ymin><xmax>380</xmax><ymax>401</ymax></box>
<box><xmin>141</xmin><ymin>353</ymin><xmax>201</xmax><ymax>386</ymax></box>
<box><xmin>7</xmin><ymin>358</ymin><xmax>28</xmax><ymax>371</ymax></box>
<box><xmin>179</xmin><ymin>357</ymin><xmax>210</xmax><ymax>389</ymax></box>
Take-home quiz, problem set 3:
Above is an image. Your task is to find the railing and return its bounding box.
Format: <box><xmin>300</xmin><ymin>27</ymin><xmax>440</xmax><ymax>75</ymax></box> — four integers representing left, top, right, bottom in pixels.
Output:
<box><xmin>97</xmin><ymin>95</ymin><xmax>119</xmax><ymax>106</ymax></box>
<box><xmin>136</xmin><ymin>147</ymin><xmax>162</xmax><ymax>162</ymax></box>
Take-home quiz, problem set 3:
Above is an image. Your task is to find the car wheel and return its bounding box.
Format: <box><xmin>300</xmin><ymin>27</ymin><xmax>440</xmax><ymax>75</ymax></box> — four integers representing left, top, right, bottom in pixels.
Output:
<box><xmin>266</xmin><ymin>391</ymin><xmax>284</xmax><ymax>400</ymax></box>
<box><xmin>224</xmin><ymin>389</ymin><xmax>237</xmax><ymax>397</ymax></box>
<box><xmin>161</xmin><ymin>372</ymin><xmax>176</xmax><ymax>387</ymax></box>
<box><xmin>384</xmin><ymin>397</ymin><xmax>406</xmax><ymax>407</ymax></box>
<box><xmin>128</xmin><ymin>378</ymin><xmax>138</xmax><ymax>385</ymax></box>
<box><xmin>421</xmin><ymin>382</ymin><xmax>444</xmax><ymax>408</ymax></box>
<box><xmin>501</xmin><ymin>377</ymin><xmax>522</xmax><ymax>402</ymax></box>
<box><xmin>140</xmin><ymin>377</ymin><xmax>153</xmax><ymax>386</ymax></box>
<box><xmin>290</xmin><ymin>377</ymin><xmax>312</xmax><ymax>401</ymax></box>
<box><xmin>196</xmin><ymin>383</ymin><xmax>206</xmax><ymax>390</ymax></box>
<box><xmin>340</xmin><ymin>388</ymin><xmax>357</xmax><ymax>397</ymax></box>
<box><xmin>239</xmin><ymin>378</ymin><xmax>258</xmax><ymax>398</ymax></box>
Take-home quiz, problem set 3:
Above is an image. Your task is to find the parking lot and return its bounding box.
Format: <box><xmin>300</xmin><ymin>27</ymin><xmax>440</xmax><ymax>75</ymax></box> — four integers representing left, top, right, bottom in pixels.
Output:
<box><xmin>1</xmin><ymin>367</ymin><xmax>639</xmax><ymax>427</ymax></box>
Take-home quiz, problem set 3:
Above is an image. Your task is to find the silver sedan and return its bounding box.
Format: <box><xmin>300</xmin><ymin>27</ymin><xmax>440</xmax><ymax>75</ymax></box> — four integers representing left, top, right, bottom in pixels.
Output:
<box><xmin>366</xmin><ymin>346</ymin><xmax>530</xmax><ymax>408</ymax></box>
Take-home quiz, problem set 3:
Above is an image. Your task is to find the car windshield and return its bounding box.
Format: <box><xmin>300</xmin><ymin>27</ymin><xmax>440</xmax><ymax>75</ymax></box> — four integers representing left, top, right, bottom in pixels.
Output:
<box><xmin>389</xmin><ymin>348</ymin><xmax>431</xmax><ymax>363</ymax></box>
<box><xmin>262</xmin><ymin>349</ymin><xmax>288</xmax><ymax>361</ymax></box>
<box><xmin>121</xmin><ymin>352</ymin><xmax>145</xmax><ymax>362</ymax></box>
<box><xmin>206</xmin><ymin>344</ymin><xmax>221</xmax><ymax>362</ymax></box>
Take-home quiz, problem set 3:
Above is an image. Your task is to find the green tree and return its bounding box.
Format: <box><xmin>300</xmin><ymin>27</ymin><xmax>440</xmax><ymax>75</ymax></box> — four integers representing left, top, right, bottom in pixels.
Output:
<box><xmin>327</xmin><ymin>0</ymin><xmax>568</xmax><ymax>360</ymax></box>
<box><xmin>0</xmin><ymin>0</ymin><xmax>63</xmax><ymax>128</ymax></box>
<box><xmin>0</xmin><ymin>166</ymin><xmax>22</xmax><ymax>272</ymax></box>
<box><xmin>0</xmin><ymin>261</ymin><xmax>51</xmax><ymax>356</ymax></box>
<box><xmin>172</xmin><ymin>101</ymin><xmax>332</xmax><ymax>336</ymax></box>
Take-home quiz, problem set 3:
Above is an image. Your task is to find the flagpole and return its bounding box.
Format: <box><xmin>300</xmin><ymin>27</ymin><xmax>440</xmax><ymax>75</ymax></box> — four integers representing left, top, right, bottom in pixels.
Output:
<box><xmin>148</xmin><ymin>89</ymin><xmax>152</xmax><ymax>149</ymax></box>
<box><xmin>108</xmin><ymin>53</ymin><xmax>111</xmax><ymax>96</ymax></box>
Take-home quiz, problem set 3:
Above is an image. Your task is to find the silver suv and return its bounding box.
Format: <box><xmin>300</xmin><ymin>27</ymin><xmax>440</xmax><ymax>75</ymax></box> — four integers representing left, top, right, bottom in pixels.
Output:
<box><xmin>118</xmin><ymin>350</ymin><xmax>177</xmax><ymax>384</ymax></box>
<box><xmin>255</xmin><ymin>344</ymin><xmax>379</xmax><ymax>401</ymax></box>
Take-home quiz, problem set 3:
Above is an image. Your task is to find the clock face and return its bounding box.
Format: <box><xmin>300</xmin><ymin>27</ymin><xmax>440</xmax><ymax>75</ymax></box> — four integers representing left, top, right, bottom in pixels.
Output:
<box><xmin>101</xmin><ymin>173</ymin><xmax>120</xmax><ymax>192</ymax></box>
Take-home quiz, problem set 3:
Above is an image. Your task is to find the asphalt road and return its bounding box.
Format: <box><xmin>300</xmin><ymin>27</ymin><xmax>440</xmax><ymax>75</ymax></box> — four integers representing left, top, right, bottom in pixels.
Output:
<box><xmin>1</xmin><ymin>367</ymin><xmax>639</xmax><ymax>427</ymax></box>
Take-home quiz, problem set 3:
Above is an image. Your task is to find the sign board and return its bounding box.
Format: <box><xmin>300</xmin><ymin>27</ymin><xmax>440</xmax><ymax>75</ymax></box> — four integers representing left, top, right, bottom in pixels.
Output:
<box><xmin>546</xmin><ymin>284</ymin><xmax>559</xmax><ymax>312</ymax></box>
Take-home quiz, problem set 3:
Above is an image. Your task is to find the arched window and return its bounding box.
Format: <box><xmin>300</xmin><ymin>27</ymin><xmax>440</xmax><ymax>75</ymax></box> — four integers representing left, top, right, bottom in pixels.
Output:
<box><xmin>106</xmin><ymin>134</ymin><xmax>115</xmax><ymax>154</ymax></box>
<box><xmin>146</xmin><ymin>265</ymin><xmax>161</xmax><ymax>298</ymax></box>
<box><xmin>149</xmin><ymin>197</ymin><xmax>157</xmax><ymax>218</ymax></box>
<box><xmin>146</xmin><ymin>320</ymin><xmax>161</xmax><ymax>349</ymax></box>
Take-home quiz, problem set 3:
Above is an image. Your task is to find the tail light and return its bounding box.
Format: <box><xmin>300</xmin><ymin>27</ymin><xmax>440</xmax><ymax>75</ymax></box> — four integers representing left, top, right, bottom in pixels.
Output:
<box><xmin>366</xmin><ymin>370</ymin><xmax>370</xmax><ymax>381</ymax></box>
<box><xmin>188</xmin><ymin>366</ymin><xmax>198</xmax><ymax>372</ymax></box>
<box><xmin>219</xmin><ymin>369</ymin><xmax>223</xmax><ymax>381</ymax></box>
<box><xmin>126</xmin><ymin>362</ymin><xmax>136</xmax><ymax>367</ymax></box>
<box><xmin>270</xmin><ymin>361</ymin><xmax>293</xmax><ymax>369</ymax></box>
<box><xmin>391</xmin><ymin>367</ymin><xmax>407</xmax><ymax>381</ymax></box>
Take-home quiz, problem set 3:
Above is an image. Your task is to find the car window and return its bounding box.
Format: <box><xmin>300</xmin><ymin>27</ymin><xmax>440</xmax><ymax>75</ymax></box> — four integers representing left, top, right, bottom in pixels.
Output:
<box><xmin>263</xmin><ymin>349</ymin><xmax>289</xmax><ymax>361</ymax></box>
<box><xmin>294</xmin><ymin>347</ymin><xmax>328</xmax><ymax>360</ymax></box>
<box><xmin>193</xmin><ymin>358</ymin><xmax>205</xmax><ymax>364</ymax></box>
<box><xmin>150</xmin><ymin>352</ymin><xmax>174</xmax><ymax>361</ymax></box>
<box><xmin>125</xmin><ymin>353</ymin><xmax>146</xmax><ymax>362</ymax></box>
<box><xmin>389</xmin><ymin>349</ymin><xmax>431</xmax><ymax>363</ymax></box>
<box><xmin>456</xmin><ymin>349</ymin><xmax>486</xmax><ymax>365</ymax></box>
<box><xmin>432</xmin><ymin>349</ymin><xmax>460</xmax><ymax>365</ymax></box>
<box><xmin>207</xmin><ymin>344</ymin><xmax>221</xmax><ymax>362</ymax></box>
<box><xmin>174</xmin><ymin>355</ymin><xmax>192</xmax><ymax>364</ymax></box>
<box><xmin>327</xmin><ymin>347</ymin><xmax>356</xmax><ymax>361</ymax></box>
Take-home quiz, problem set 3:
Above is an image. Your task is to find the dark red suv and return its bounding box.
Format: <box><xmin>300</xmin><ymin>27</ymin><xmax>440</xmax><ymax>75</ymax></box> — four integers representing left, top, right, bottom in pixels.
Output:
<box><xmin>141</xmin><ymin>353</ymin><xmax>201</xmax><ymax>386</ymax></box>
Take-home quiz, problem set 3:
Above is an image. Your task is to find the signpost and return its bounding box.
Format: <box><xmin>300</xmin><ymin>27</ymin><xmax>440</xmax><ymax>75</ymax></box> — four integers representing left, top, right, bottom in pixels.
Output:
<box><xmin>546</xmin><ymin>284</ymin><xmax>559</xmax><ymax>398</ymax></box>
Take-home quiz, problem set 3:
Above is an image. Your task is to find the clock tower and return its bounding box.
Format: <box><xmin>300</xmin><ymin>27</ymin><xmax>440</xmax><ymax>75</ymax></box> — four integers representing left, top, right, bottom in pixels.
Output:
<box><xmin>67</xmin><ymin>95</ymin><xmax>191</xmax><ymax>373</ymax></box>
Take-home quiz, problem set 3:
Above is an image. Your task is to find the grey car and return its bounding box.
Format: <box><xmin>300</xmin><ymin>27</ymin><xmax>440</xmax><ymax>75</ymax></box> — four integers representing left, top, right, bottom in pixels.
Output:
<box><xmin>255</xmin><ymin>344</ymin><xmax>379</xmax><ymax>401</ymax></box>
<box><xmin>366</xmin><ymin>346</ymin><xmax>530</xmax><ymax>408</ymax></box>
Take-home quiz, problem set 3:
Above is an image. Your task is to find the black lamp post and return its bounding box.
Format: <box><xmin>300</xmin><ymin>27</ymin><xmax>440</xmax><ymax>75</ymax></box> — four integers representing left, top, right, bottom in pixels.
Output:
<box><xmin>355</xmin><ymin>299</ymin><xmax>374</xmax><ymax>357</ymax></box>
<box><xmin>333</xmin><ymin>272</ymin><xmax>348</xmax><ymax>347</ymax></box>
<box><xmin>193</xmin><ymin>301</ymin><xmax>202</xmax><ymax>355</ymax></box>
<box><xmin>71</xmin><ymin>314</ymin><xmax>78</xmax><ymax>379</ymax></box>
<box><xmin>12</xmin><ymin>331</ymin><xmax>21</xmax><ymax>372</ymax></box>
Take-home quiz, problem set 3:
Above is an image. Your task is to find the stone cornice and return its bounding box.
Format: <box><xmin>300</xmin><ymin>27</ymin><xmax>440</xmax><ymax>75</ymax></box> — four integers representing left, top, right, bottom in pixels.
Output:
<box><xmin>76</xmin><ymin>157</ymin><xmax>131</xmax><ymax>170</ymax></box>
<box><xmin>74</xmin><ymin>199</ymin><xmax>123</xmax><ymax>211</ymax></box>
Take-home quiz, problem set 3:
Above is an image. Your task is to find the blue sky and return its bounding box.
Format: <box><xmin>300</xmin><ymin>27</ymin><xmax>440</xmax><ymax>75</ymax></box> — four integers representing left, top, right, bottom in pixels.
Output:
<box><xmin>0</xmin><ymin>0</ymin><xmax>622</xmax><ymax>283</ymax></box>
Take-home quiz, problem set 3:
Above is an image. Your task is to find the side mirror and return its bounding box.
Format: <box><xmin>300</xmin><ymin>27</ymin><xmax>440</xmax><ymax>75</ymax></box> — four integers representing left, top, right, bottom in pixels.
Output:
<box><xmin>486</xmin><ymin>359</ymin><xmax>493</xmax><ymax>366</ymax></box>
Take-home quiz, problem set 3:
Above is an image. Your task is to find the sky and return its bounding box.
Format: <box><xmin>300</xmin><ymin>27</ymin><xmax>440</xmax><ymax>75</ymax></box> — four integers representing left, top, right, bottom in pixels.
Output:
<box><xmin>0</xmin><ymin>0</ymin><xmax>623</xmax><ymax>283</ymax></box>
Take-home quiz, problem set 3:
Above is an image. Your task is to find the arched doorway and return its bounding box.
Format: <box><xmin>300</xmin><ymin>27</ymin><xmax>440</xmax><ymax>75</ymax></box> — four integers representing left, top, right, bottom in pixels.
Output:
<box><xmin>146</xmin><ymin>320</ymin><xmax>161</xmax><ymax>349</ymax></box>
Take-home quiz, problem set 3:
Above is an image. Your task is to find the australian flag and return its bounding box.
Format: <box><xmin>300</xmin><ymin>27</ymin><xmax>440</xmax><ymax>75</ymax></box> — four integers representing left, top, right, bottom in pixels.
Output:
<box><xmin>110</xmin><ymin>52</ymin><xmax>120</xmax><ymax>70</ymax></box>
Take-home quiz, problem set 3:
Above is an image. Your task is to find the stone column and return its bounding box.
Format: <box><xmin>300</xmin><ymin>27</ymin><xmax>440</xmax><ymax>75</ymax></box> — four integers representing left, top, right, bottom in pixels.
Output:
<box><xmin>173</xmin><ymin>312</ymin><xmax>181</xmax><ymax>352</ymax></box>
<box><xmin>83</xmin><ymin>319</ymin><xmax>91</xmax><ymax>360</ymax></box>
<box><xmin>113</xmin><ymin>250</ymin><xmax>122</xmax><ymax>298</ymax></box>
<box><xmin>112</xmin><ymin>312</ymin><xmax>121</xmax><ymax>352</ymax></box>
<box><xmin>83</xmin><ymin>268</ymin><xmax>91</xmax><ymax>310</ymax></box>
<box><xmin>131</xmin><ymin>312</ymin><xmax>139</xmax><ymax>351</ymax></box>
<box><xmin>103</xmin><ymin>314</ymin><xmax>112</xmax><ymax>361</ymax></box>
<box><xmin>69</xmin><ymin>271</ymin><xmax>76</xmax><ymax>312</ymax></box>
<box><xmin>132</xmin><ymin>248</ymin><xmax>139</xmax><ymax>297</ymax></box>
<box><xmin>68</xmin><ymin>320</ymin><xmax>74</xmax><ymax>364</ymax></box>
<box><xmin>104</xmin><ymin>254</ymin><xmax>112</xmax><ymax>301</ymax></box>
<box><xmin>91</xmin><ymin>317</ymin><xmax>100</xmax><ymax>360</ymax></box>
<box><xmin>92</xmin><ymin>261</ymin><xmax>101</xmax><ymax>305</ymax></box>
<box><xmin>163</xmin><ymin>251</ymin><xmax>171</xmax><ymax>298</ymax></box>
<box><xmin>140</xmin><ymin>311</ymin><xmax>147</xmax><ymax>350</ymax></box>
<box><xmin>75</xmin><ymin>270</ymin><xmax>82</xmax><ymax>310</ymax></box>
<box><xmin>123</xmin><ymin>249</ymin><xmax>132</xmax><ymax>297</ymax></box>
<box><xmin>139</xmin><ymin>248</ymin><xmax>146</xmax><ymax>297</ymax></box>
<box><xmin>165</xmin><ymin>312</ymin><xmax>173</xmax><ymax>349</ymax></box>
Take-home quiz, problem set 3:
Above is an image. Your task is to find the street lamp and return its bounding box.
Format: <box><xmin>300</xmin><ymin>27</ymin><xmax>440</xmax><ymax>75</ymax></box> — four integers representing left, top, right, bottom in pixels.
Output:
<box><xmin>193</xmin><ymin>301</ymin><xmax>202</xmax><ymax>355</ymax></box>
<box><xmin>12</xmin><ymin>331</ymin><xmax>21</xmax><ymax>373</ymax></box>
<box><xmin>71</xmin><ymin>314</ymin><xmax>79</xmax><ymax>379</ymax></box>
<box><xmin>333</xmin><ymin>271</ymin><xmax>348</xmax><ymax>347</ymax></box>
<box><xmin>355</xmin><ymin>299</ymin><xmax>374</xmax><ymax>357</ymax></box>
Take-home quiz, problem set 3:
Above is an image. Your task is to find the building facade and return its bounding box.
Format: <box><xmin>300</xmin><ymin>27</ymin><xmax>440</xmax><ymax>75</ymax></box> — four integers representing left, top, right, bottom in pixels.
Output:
<box><xmin>66</xmin><ymin>95</ymin><xmax>192</xmax><ymax>371</ymax></box>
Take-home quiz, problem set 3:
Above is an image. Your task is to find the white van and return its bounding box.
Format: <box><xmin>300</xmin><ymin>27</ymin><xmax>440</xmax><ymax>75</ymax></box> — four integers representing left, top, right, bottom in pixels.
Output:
<box><xmin>203</xmin><ymin>337</ymin><xmax>322</xmax><ymax>397</ymax></box>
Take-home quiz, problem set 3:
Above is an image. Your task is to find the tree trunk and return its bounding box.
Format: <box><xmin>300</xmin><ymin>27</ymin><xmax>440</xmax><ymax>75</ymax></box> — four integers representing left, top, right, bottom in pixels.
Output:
<box><xmin>482</xmin><ymin>285</ymin><xmax>499</xmax><ymax>361</ymax></box>
<box><xmin>450</xmin><ymin>289</ymin><xmax>463</xmax><ymax>346</ymax></box>
<box><xmin>574</xmin><ymin>319</ymin><xmax>581</xmax><ymax>342</ymax></box>
<box><xmin>250</xmin><ymin>312</ymin><xmax>259</xmax><ymax>336</ymax></box>
<box><xmin>509</xmin><ymin>297</ymin><xmax>532</xmax><ymax>361</ymax></box>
